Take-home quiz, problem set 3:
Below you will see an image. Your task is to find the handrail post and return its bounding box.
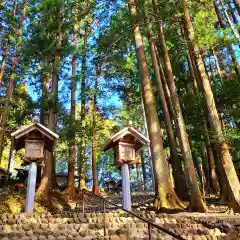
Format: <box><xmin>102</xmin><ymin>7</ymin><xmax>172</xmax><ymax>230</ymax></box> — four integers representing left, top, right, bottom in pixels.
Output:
<box><xmin>103</xmin><ymin>199</ymin><xmax>107</xmax><ymax>238</ymax></box>
<box><xmin>148</xmin><ymin>223</ymin><xmax>152</xmax><ymax>240</ymax></box>
<box><xmin>82</xmin><ymin>190</ymin><xmax>85</xmax><ymax>214</ymax></box>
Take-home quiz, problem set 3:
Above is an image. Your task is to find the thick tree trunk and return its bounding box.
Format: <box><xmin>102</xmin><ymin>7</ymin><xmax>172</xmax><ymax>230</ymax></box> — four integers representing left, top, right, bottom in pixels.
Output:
<box><xmin>36</xmin><ymin>154</ymin><xmax>50</xmax><ymax>201</ymax></box>
<box><xmin>181</xmin><ymin>0</ymin><xmax>240</xmax><ymax>211</ymax></box>
<box><xmin>91</xmin><ymin>64</ymin><xmax>99</xmax><ymax>194</ymax></box>
<box><xmin>49</xmin><ymin>50</ymin><xmax>60</xmax><ymax>188</ymax></box>
<box><xmin>0</xmin><ymin>1</ymin><xmax>26</xmax><ymax>164</ymax></box>
<box><xmin>68</xmin><ymin>5</ymin><xmax>78</xmax><ymax>198</ymax></box>
<box><xmin>127</xmin><ymin>0</ymin><xmax>184</xmax><ymax>211</ymax></box>
<box><xmin>79</xmin><ymin>33</ymin><xmax>87</xmax><ymax>190</ymax></box>
<box><xmin>152</xmin><ymin>0</ymin><xmax>206</xmax><ymax>212</ymax></box>
<box><xmin>40</xmin><ymin>63</ymin><xmax>50</xmax><ymax>125</ymax></box>
<box><xmin>146</xmin><ymin>21</ymin><xmax>187</xmax><ymax>201</ymax></box>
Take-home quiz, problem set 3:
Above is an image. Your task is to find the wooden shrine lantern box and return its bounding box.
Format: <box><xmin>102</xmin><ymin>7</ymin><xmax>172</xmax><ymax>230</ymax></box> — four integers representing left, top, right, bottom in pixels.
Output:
<box><xmin>25</xmin><ymin>140</ymin><xmax>44</xmax><ymax>159</ymax></box>
<box><xmin>11</xmin><ymin>122</ymin><xmax>59</xmax><ymax>164</ymax></box>
<box><xmin>103</xmin><ymin>127</ymin><xmax>150</xmax><ymax>168</ymax></box>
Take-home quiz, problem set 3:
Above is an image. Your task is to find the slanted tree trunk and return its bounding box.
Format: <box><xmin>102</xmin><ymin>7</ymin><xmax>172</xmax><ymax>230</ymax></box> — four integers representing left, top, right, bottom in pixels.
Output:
<box><xmin>152</xmin><ymin>0</ymin><xmax>206</xmax><ymax>212</ymax></box>
<box><xmin>68</xmin><ymin>5</ymin><xmax>78</xmax><ymax>198</ymax></box>
<box><xmin>181</xmin><ymin>0</ymin><xmax>240</xmax><ymax>211</ymax></box>
<box><xmin>214</xmin><ymin>1</ymin><xmax>240</xmax><ymax>80</ymax></box>
<box><xmin>79</xmin><ymin>31</ymin><xmax>87</xmax><ymax>190</ymax></box>
<box><xmin>218</xmin><ymin>0</ymin><xmax>240</xmax><ymax>40</ymax></box>
<box><xmin>127</xmin><ymin>0</ymin><xmax>184</xmax><ymax>210</ymax></box>
<box><xmin>0</xmin><ymin>0</ymin><xmax>26</xmax><ymax>164</ymax></box>
<box><xmin>146</xmin><ymin>20</ymin><xmax>188</xmax><ymax>201</ymax></box>
<box><xmin>214</xmin><ymin>48</ymin><xmax>227</xmax><ymax>79</ymax></box>
<box><xmin>91</xmin><ymin>63</ymin><xmax>99</xmax><ymax>194</ymax></box>
<box><xmin>233</xmin><ymin>0</ymin><xmax>240</xmax><ymax>16</ymax></box>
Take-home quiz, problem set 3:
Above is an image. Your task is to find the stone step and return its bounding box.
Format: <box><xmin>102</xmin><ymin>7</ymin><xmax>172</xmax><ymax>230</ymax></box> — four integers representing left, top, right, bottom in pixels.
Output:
<box><xmin>1</xmin><ymin>213</ymin><xmax>238</xmax><ymax>240</ymax></box>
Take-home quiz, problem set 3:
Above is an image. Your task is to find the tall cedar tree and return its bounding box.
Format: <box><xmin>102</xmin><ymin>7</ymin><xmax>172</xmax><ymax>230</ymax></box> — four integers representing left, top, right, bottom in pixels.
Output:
<box><xmin>68</xmin><ymin>3</ymin><xmax>78</xmax><ymax>197</ymax></box>
<box><xmin>145</xmin><ymin>17</ymin><xmax>188</xmax><ymax>201</ymax></box>
<box><xmin>180</xmin><ymin>0</ymin><xmax>240</xmax><ymax>211</ymax></box>
<box><xmin>127</xmin><ymin>0</ymin><xmax>184</xmax><ymax>210</ymax></box>
<box><xmin>152</xmin><ymin>0</ymin><xmax>207</xmax><ymax>212</ymax></box>
<box><xmin>0</xmin><ymin>0</ymin><xmax>26</xmax><ymax>163</ymax></box>
<box><xmin>79</xmin><ymin>29</ymin><xmax>87</xmax><ymax>189</ymax></box>
<box><xmin>91</xmin><ymin>62</ymin><xmax>100</xmax><ymax>194</ymax></box>
<box><xmin>0</xmin><ymin>0</ymin><xmax>17</xmax><ymax>88</ymax></box>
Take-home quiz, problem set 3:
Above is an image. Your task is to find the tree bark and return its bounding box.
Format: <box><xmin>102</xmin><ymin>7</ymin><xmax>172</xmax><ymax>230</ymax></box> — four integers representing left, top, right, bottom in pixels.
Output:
<box><xmin>79</xmin><ymin>32</ymin><xmax>87</xmax><ymax>190</ymax></box>
<box><xmin>146</xmin><ymin>20</ymin><xmax>188</xmax><ymax>201</ymax></box>
<box><xmin>181</xmin><ymin>0</ymin><xmax>240</xmax><ymax>211</ymax></box>
<box><xmin>140</xmin><ymin>150</ymin><xmax>148</xmax><ymax>191</ymax></box>
<box><xmin>200</xmin><ymin>141</ymin><xmax>210</xmax><ymax>193</ymax></box>
<box><xmin>152</xmin><ymin>0</ymin><xmax>206</xmax><ymax>212</ymax></box>
<box><xmin>91</xmin><ymin>63</ymin><xmax>99</xmax><ymax>194</ymax></box>
<box><xmin>68</xmin><ymin>5</ymin><xmax>78</xmax><ymax>198</ymax></box>
<box><xmin>137</xmin><ymin>163</ymin><xmax>143</xmax><ymax>192</ymax></box>
<box><xmin>127</xmin><ymin>0</ymin><xmax>184</xmax><ymax>211</ymax></box>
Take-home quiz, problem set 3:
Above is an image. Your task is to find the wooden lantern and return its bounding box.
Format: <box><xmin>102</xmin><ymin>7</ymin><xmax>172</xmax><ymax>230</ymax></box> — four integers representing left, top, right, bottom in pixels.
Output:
<box><xmin>103</xmin><ymin>127</ymin><xmax>150</xmax><ymax>167</ymax></box>
<box><xmin>102</xmin><ymin>127</ymin><xmax>149</xmax><ymax>211</ymax></box>
<box><xmin>25</xmin><ymin>140</ymin><xmax>44</xmax><ymax>159</ymax></box>
<box><xmin>118</xmin><ymin>142</ymin><xmax>135</xmax><ymax>163</ymax></box>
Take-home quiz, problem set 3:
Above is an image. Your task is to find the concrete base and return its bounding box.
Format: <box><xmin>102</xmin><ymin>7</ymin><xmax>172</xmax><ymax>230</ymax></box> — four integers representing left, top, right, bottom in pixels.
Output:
<box><xmin>25</xmin><ymin>162</ymin><xmax>37</xmax><ymax>212</ymax></box>
<box><xmin>121</xmin><ymin>164</ymin><xmax>131</xmax><ymax>211</ymax></box>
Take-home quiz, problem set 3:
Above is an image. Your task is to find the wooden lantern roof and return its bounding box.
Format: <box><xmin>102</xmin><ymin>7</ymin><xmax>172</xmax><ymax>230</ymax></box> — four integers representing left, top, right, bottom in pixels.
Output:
<box><xmin>102</xmin><ymin>127</ymin><xmax>150</xmax><ymax>152</ymax></box>
<box><xmin>11</xmin><ymin>122</ymin><xmax>59</xmax><ymax>152</ymax></box>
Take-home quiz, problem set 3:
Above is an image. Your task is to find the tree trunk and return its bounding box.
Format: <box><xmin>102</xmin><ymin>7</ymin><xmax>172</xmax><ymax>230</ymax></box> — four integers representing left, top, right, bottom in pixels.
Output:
<box><xmin>140</xmin><ymin>150</ymin><xmax>148</xmax><ymax>191</ymax></box>
<box><xmin>152</xmin><ymin>0</ymin><xmax>206</xmax><ymax>212</ymax></box>
<box><xmin>233</xmin><ymin>0</ymin><xmax>240</xmax><ymax>16</ymax></box>
<box><xmin>127</xmin><ymin>0</ymin><xmax>184</xmax><ymax>211</ymax></box>
<box><xmin>228</xmin><ymin>1</ymin><xmax>239</xmax><ymax>29</ymax></box>
<box><xmin>0</xmin><ymin>0</ymin><xmax>26</xmax><ymax>164</ymax></box>
<box><xmin>215</xmin><ymin>48</ymin><xmax>227</xmax><ymax>79</ymax></box>
<box><xmin>0</xmin><ymin>44</ymin><xmax>10</xmax><ymax>88</ymax></box>
<box><xmin>91</xmin><ymin>63</ymin><xmax>99</xmax><ymax>194</ymax></box>
<box><xmin>218</xmin><ymin>0</ymin><xmax>240</xmax><ymax>40</ymax></box>
<box><xmin>200</xmin><ymin>141</ymin><xmax>210</xmax><ymax>193</ymax></box>
<box><xmin>146</xmin><ymin>20</ymin><xmax>188</xmax><ymax>201</ymax></box>
<box><xmin>68</xmin><ymin>5</ymin><xmax>78</xmax><ymax>198</ymax></box>
<box><xmin>79</xmin><ymin>32</ymin><xmax>87</xmax><ymax>190</ymax></box>
<box><xmin>181</xmin><ymin>0</ymin><xmax>240</xmax><ymax>211</ymax></box>
<box><xmin>137</xmin><ymin>163</ymin><xmax>143</xmax><ymax>192</ymax></box>
<box><xmin>214</xmin><ymin>1</ymin><xmax>240</xmax><ymax>80</ymax></box>
<box><xmin>36</xmin><ymin>153</ymin><xmax>50</xmax><ymax>201</ymax></box>
<box><xmin>40</xmin><ymin>62</ymin><xmax>50</xmax><ymax>125</ymax></box>
<box><xmin>0</xmin><ymin>0</ymin><xmax>17</xmax><ymax>88</ymax></box>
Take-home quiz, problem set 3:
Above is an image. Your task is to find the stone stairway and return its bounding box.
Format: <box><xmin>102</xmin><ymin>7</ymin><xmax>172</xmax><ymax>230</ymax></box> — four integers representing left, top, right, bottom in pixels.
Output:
<box><xmin>0</xmin><ymin>210</ymin><xmax>237</xmax><ymax>240</ymax></box>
